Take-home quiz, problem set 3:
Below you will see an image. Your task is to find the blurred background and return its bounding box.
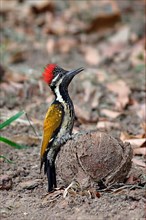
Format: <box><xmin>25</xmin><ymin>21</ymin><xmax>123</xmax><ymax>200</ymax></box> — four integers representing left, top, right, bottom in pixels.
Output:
<box><xmin>0</xmin><ymin>0</ymin><xmax>145</xmax><ymax>219</ymax></box>
<box><xmin>0</xmin><ymin>0</ymin><xmax>145</xmax><ymax>138</ymax></box>
<box><xmin>0</xmin><ymin>0</ymin><xmax>145</xmax><ymax>136</ymax></box>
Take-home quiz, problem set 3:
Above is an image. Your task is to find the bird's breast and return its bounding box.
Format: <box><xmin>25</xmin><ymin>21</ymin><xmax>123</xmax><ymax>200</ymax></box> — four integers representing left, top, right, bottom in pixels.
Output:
<box><xmin>53</xmin><ymin>103</ymin><xmax>74</xmax><ymax>146</ymax></box>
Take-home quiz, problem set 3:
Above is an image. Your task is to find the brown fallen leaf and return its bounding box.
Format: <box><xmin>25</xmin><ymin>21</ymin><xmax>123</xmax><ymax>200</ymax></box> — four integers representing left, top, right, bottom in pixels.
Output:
<box><xmin>74</xmin><ymin>105</ymin><xmax>91</xmax><ymax>123</ymax></box>
<box><xmin>102</xmin><ymin>43</ymin><xmax>122</xmax><ymax>59</ymax></box>
<box><xmin>41</xmin><ymin>189</ymin><xmax>64</xmax><ymax>207</ymax></box>
<box><xmin>97</xmin><ymin>121</ymin><xmax>120</xmax><ymax>129</ymax></box>
<box><xmin>48</xmin><ymin>18</ymin><xmax>67</xmax><ymax>36</ymax></box>
<box><xmin>72</xmin><ymin>188</ymin><xmax>101</xmax><ymax>199</ymax></box>
<box><xmin>120</xmin><ymin>132</ymin><xmax>145</xmax><ymax>141</ymax></box>
<box><xmin>109</xmin><ymin>26</ymin><xmax>130</xmax><ymax>44</ymax></box>
<box><xmin>0</xmin><ymin>1</ymin><xmax>17</xmax><ymax>13</ymax></box>
<box><xmin>130</xmin><ymin>43</ymin><xmax>145</xmax><ymax>66</ymax></box>
<box><xmin>137</xmin><ymin>104</ymin><xmax>146</xmax><ymax>121</ymax></box>
<box><xmin>106</xmin><ymin>80</ymin><xmax>131</xmax><ymax>110</ymax></box>
<box><xmin>9</xmin><ymin>51</ymin><xmax>26</xmax><ymax>64</ymax></box>
<box><xmin>91</xmin><ymin>91</ymin><xmax>101</xmax><ymax>109</ymax></box>
<box><xmin>101</xmin><ymin>109</ymin><xmax>121</xmax><ymax>119</ymax></box>
<box><xmin>96</xmin><ymin>69</ymin><xmax>107</xmax><ymax>83</ymax></box>
<box><xmin>10</xmin><ymin>82</ymin><xmax>24</xmax><ymax>90</ymax></box>
<box><xmin>11</xmin><ymin>135</ymin><xmax>41</xmax><ymax>146</ymax></box>
<box><xmin>4</xmin><ymin>71</ymin><xmax>28</xmax><ymax>83</ymax></box>
<box><xmin>86</xmin><ymin>7</ymin><xmax>121</xmax><ymax>33</ymax></box>
<box><xmin>57</xmin><ymin>37</ymin><xmax>77</xmax><ymax>54</ymax></box>
<box><xmin>126</xmin><ymin>175</ymin><xmax>140</xmax><ymax>185</ymax></box>
<box><xmin>132</xmin><ymin>158</ymin><xmax>146</xmax><ymax>168</ymax></box>
<box><xmin>0</xmin><ymin>82</ymin><xmax>18</xmax><ymax>94</ymax></box>
<box><xmin>82</xmin><ymin>81</ymin><xmax>96</xmax><ymax>103</ymax></box>
<box><xmin>141</xmin><ymin>123</ymin><xmax>146</xmax><ymax>138</ymax></box>
<box><xmin>46</xmin><ymin>38</ymin><xmax>55</xmax><ymax>54</ymax></box>
<box><xmin>82</xmin><ymin>46</ymin><xmax>100</xmax><ymax>66</ymax></box>
<box><xmin>122</xmin><ymin>138</ymin><xmax>146</xmax><ymax>149</ymax></box>
<box><xmin>133</xmin><ymin>147</ymin><xmax>146</xmax><ymax>155</ymax></box>
<box><xmin>30</xmin><ymin>0</ymin><xmax>54</xmax><ymax>14</ymax></box>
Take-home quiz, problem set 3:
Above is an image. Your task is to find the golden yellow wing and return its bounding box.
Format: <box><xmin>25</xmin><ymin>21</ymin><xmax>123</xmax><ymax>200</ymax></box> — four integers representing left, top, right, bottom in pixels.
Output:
<box><xmin>40</xmin><ymin>103</ymin><xmax>63</xmax><ymax>161</ymax></box>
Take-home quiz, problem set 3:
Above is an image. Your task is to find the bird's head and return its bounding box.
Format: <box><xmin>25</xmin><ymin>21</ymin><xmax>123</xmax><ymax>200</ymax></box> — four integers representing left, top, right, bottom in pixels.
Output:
<box><xmin>42</xmin><ymin>64</ymin><xmax>84</xmax><ymax>89</ymax></box>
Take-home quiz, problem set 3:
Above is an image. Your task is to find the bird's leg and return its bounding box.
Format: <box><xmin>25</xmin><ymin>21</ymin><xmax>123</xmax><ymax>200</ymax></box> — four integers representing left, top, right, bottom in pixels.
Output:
<box><xmin>52</xmin><ymin>161</ymin><xmax>57</xmax><ymax>188</ymax></box>
<box><xmin>46</xmin><ymin>133</ymin><xmax>76</xmax><ymax>192</ymax></box>
<box><xmin>46</xmin><ymin>162</ymin><xmax>53</xmax><ymax>192</ymax></box>
<box><xmin>46</xmin><ymin>149</ymin><xmax>59</xmax><ymax>192</ymax></box>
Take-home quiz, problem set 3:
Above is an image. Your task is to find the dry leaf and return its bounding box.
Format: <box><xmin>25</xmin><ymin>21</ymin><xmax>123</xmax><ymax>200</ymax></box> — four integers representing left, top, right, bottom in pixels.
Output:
<box><xmin>120</xmin><ymin>132</ymin><xmax>130</xmax><ymax>141</ymax></box>
<box><xmin>30</xmin><ymin>0</ymin><xmax>54</xmax><ymax>14</ymax></box>
<box><xmin>57</xmin><ymin>37</ymin><xmax>77</xmax><ymax>54</ymax></box>
<box><xmin>137</xmin><ymin>104</ymin><xmax>146</xmax><ymax>120</ymax></box>
<box><xmin>49</xmin><ymin>19</ymin><xmax>67</xmax><ymax>36</ymax></box>
<box><xmin>133</xmin><ymin>147</ymin><xmax>146</xmax><ymax>155</ymax></box>
<box><xmin>141</xmin><ymin>123</ymin><xmax>146</xmax><ymax>136</ymax></box>
<box><xmin>9</xmin><ymin>51</ymin><xmax>26</xmax><ymax>64</ymax></box>
<box><xmin>126</xmin><ymin>175</ymin><xmax>139</xmax><ymax>184</ymax></box>
<box><xmin>132</xmin><ymin>158</ymin><xmax>146</xmax><ymax>168</ymax></box>
<box><xmin>0</xmin><ymin>1</ymin><xmax>17</xmax><ymax>13</ymax></box>
<box><xmin>96</xmin><ymin>69</ymin><xmax>107</xmax><ymax>83</ymax></box>
<box><xmin>97</xmin><ymin>121</ymin><xmax>119</xmax><ymax>129</ymax></box>
<box><xmin>4</xmin><ymin>71</ymin><xmax>27</xmax><ymax>83</ymax></box>
<box><xmin>101</xmin><ymin>42</ymin><xmax>125</xmax><ymax>58</ymax></box>
<box><xmin>86</xmin><ymin>13</ymin><xmax>121</xmax><ymax>33</ymax></box>
<box><xmin>109</xmin><ymin>26</ymin><xmax>130</xmax><ymax>44</ymax></box>
<box><xmin>101</xmin><ymin>109</ymin><xmax>121</xmax><ymax>119</ymax></box>
<box><xmin>1</xmin><ymin>82</ymin><xmax>18</xmax><ymax>93</ymax></box>
<box><xmin>91</xmin><ymin>92</ymin><xmax>101</xmax><ymax>109</ymax></box>
<box><xmin>11</xmin><ymin>135</ymin><xmax>41</xmax><ymax>146</ymax></box>
<box><xmin>46</xmin><ymin>38</ymin><xmax>55</xmax><ymax>54</ymax></box>
<box><xmin>41</xmin><ymin>189</ymin><xmax>64</xmax><ymax>207</ymax></box>
<box><xmin>83</xmin><ymin>46</ymin><xmax>100</xmax><ymax>65</ymax></box>
<box><xmin>74</xmin><ymin>105</ymin><xmax>91</xmax><ymax>123</ymax></box>
<box><xmin>106</xmin><ymin>80</ymin><xmax>131</xmax><ymax>110</ymax></box>
<box><xmin>10</xmin><ymin>82</ymin><xmax>24</xmax><ymax>90</ymax></box>
<box><xmin>82</xmin><ymin>81</ymin><xmax>95</xmax><ymax>103</ymax></box>
<box><xmin>122</xmin><ymin>138</ymin><xmax>146</xmax><ymax>149</ymax></box>
<box><xmin>120</xmin><ymin>132</ymin><xmax>145</xmax><ymax>141</ymax></box>
<box><xmin>130</xmin><ymin>44</ymin><xmax>145</xmax><ymax>66</ymax></box>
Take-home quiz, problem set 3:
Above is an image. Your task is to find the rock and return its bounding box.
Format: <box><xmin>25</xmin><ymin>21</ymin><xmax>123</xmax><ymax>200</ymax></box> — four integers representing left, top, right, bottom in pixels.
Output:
<box><xmin>56</xmin><ymin>131</ymin><xmax>132</xmax><ymax>188</ymax></box>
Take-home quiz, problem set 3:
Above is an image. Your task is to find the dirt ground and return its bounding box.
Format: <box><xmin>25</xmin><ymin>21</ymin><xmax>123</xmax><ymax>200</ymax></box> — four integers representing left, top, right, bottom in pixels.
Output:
<box><xmin>0</xmin><ymin>1</ymin><xmax>145</xmax><ymax>219</ymax></box>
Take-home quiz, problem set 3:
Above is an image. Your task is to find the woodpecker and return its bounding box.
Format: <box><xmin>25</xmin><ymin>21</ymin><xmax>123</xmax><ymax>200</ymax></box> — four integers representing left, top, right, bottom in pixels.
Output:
<box><xmin>40</xmin><ymin>64</ymin><xmax>84</xmax><ymax>192</ymax></box>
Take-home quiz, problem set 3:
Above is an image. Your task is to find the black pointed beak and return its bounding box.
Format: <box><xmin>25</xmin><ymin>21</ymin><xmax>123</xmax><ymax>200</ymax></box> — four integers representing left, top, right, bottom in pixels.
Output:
<box><xmin>63</xmin><ymin>67</ymin><xmax>84</xmax><ymax>87</ymax></box>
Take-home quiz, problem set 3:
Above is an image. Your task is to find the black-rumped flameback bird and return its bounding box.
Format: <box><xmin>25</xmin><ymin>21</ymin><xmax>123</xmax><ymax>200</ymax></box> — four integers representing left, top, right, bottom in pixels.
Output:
<box><xmin>40</xmin><ymin>64</ymin><xmax>84</xmax><ymax>192</ymax></box>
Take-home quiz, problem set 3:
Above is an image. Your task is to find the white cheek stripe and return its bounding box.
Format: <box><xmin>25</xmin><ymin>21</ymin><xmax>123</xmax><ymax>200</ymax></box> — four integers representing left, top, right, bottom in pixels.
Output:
<box><xmin>52</xmin><ymin>74</ymin><xmax>60</xmax><ymax>84</ymax></box>
<box><xmin>55</xmin><ymin>86</ymin><xmax>64</xmax><ymax>103</ymax></box>
<box><xmin>54</xmin><ymin>78</ymin><xmax>66</xmax><ymax>104</ymax></box>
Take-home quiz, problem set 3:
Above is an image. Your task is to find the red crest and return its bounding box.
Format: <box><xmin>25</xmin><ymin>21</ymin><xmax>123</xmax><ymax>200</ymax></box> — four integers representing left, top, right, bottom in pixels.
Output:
<box><xmin>42</xmin><ymin>64</ymin><xmax>57</xmax><ymax>84</ymax></box>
